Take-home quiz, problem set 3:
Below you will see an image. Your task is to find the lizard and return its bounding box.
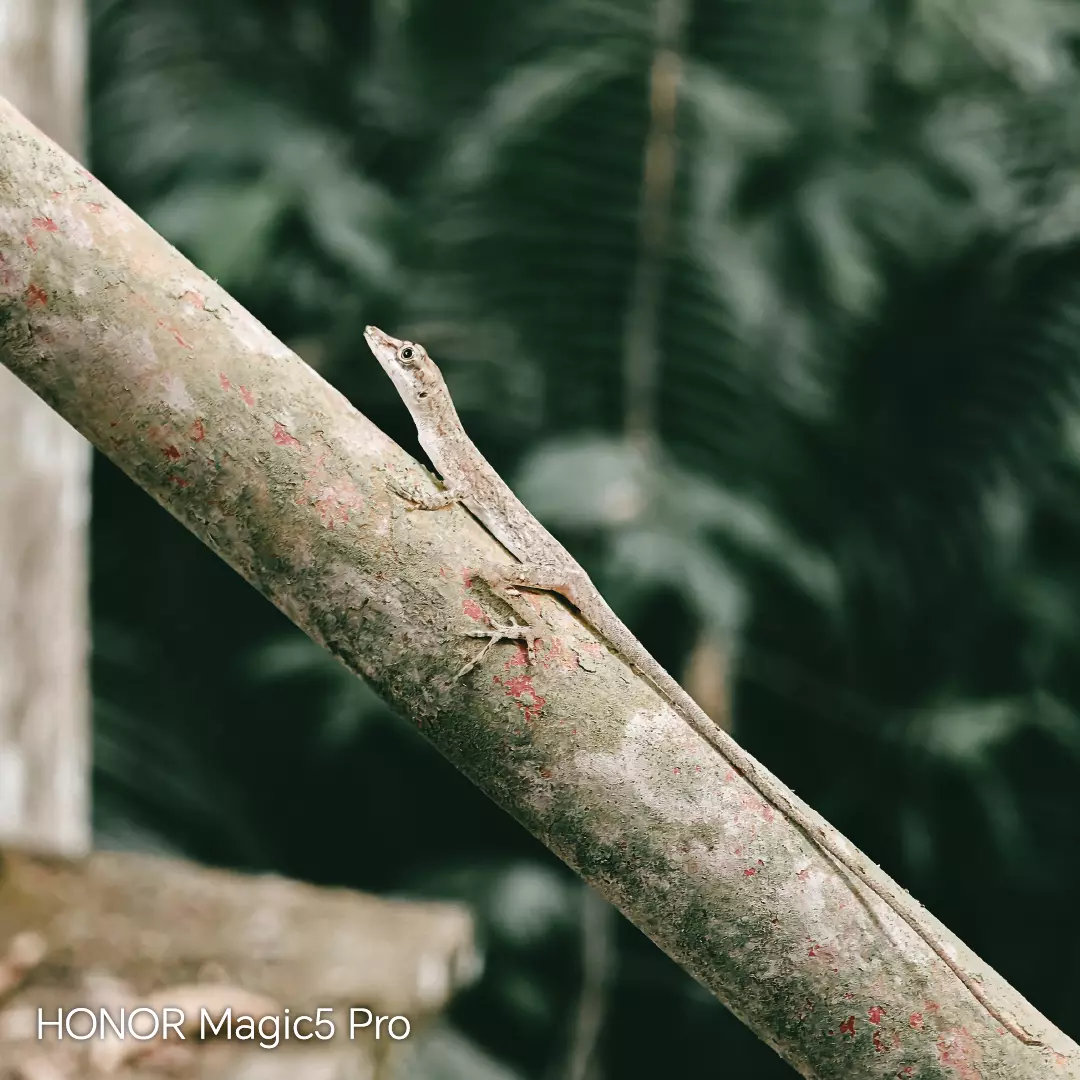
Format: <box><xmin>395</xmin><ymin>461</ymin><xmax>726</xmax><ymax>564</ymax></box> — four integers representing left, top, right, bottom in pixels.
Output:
<box><xmin>362</xmin><ymin>324</ymin><xmax>1042</xmax><ymax>1048</ymax></box>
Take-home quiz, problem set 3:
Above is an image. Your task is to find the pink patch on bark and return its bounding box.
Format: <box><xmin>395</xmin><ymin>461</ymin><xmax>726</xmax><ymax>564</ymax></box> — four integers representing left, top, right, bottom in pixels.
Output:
<box><xmin>157</xmin><ymin>319</ymin><xmax>191</xmax><ymax>348</ymax></box>
<box><xmin>741</xmin><ymin>792</ymin><xmax>775</xmax><ymax>822</ymax></box>
<box><xmin>498</xmin><ymin>674</ymin><xmax>546</xmax><ymax>723</ymax></box>
<box><xmin>935</xmin><ymin>1028</ymin><xmax>982</xmax><ymax>1080</ymax></box>
<box><xmin>272</xmin><ymin>422</ymin><xmax>301</xmax><ymax>449</ymax></box>
<box><xmin>462</xmin><ymin>599</ymin><xmax>486</xmax><ymax>622</ymax></box>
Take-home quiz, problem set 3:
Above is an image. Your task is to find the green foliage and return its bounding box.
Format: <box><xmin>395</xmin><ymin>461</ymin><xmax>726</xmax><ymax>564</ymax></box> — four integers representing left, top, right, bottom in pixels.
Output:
<box><xmin>89</xmin><ymin>0</ymin><xmax>1080</xmax><ymax>1074</ymax></box>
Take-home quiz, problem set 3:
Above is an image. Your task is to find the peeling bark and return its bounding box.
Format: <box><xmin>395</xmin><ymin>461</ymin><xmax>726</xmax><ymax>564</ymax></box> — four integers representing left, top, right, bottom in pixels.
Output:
<box><xmin>0</xmin><ymin>98</ymin><xmax>1074</xmax><ymax>1078</ymax></box>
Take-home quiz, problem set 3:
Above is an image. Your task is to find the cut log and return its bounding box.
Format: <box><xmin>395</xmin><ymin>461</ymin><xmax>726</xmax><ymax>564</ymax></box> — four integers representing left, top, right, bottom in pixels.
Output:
<box><xmin>0</xmin><ymin>850</ymin><xmax>478</xmax><ymax>1078</ymax></box>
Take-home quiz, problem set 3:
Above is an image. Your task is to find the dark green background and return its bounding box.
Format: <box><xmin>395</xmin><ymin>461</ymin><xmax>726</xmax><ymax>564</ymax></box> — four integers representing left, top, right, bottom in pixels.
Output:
<box><xmin>88</xmin><ymin>1</ymin><xmax>1080</xmax><ymax>1075</ymax></box>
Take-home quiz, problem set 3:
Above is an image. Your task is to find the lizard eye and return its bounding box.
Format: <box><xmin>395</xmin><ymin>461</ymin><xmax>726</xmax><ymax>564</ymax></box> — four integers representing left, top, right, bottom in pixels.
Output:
<box><xmin>397</xmin><ymin>344</ymin><xmax>418</xmax><ymax>364</ymax></box>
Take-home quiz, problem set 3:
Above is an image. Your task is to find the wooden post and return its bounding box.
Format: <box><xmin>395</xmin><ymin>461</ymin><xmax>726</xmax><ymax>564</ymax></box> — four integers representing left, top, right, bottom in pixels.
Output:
<box><xmin>0</xmin><ymin>0</ymin><xmax>91</xmax><ymax>856</ymax></box>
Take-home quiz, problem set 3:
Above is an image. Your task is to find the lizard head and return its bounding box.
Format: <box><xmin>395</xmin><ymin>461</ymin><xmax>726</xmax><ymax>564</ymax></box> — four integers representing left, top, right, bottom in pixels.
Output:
<box><xmin>364</xmin><ymin>325</ymin><xmax>447</xmax><ymax>413</ymax></box>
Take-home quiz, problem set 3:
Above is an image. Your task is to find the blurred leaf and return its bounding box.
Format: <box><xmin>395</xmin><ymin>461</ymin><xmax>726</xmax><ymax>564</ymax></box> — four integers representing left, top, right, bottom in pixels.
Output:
<box><xmin>437</xmin><ymin>47</ymin><xmax>635</xmax><ymax>193</ymax></box>
<box><xmin>516</xmin><ymin>435</ymin><xmax>839</xmax><ymax>610</ymax></box>
<box><xmin>488</xmin><ymin>864</ymin><xmax>578</xmax><ymax>948</ymax></box>
<box><xmin>147</xmin><ymin>177</ymin><xmax>288</xmax><ymax>286</ymax></box>
<box><xmin>243</xmin><ymin>634</ymin><xmax>389</xmax><ymax>749</ymax></box>
<box><xmin>607</xmin><ymin>527</ymin><xmax>746</xmax><ymax>633</ymax></box>
<box><xmin>406</xmin><ymin>1024</ymin><xmax>526</xmax><ymax>1080</ymax></box>
<box><xmin>908</xmin><ymin>697</ymin><xmax>1029</xmax><ymax>764</ymax></box>
<box><xmin>405</xmin><ymin>860</ymin><xmax>578</xmax><ymax>949</ymax></box>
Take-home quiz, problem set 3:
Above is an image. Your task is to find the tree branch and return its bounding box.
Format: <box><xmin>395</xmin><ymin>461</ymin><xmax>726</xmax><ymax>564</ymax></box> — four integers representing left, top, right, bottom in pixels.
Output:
<box><xmin>0</xmin><ymin>97</ymin><xmax>1073</xmax><ymax>1078</ymax></box>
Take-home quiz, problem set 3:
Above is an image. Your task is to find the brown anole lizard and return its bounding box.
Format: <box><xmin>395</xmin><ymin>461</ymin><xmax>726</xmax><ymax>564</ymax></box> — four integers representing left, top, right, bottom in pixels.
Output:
<box><xmin>363</xmin><ymin>324</ymin><xmax>1040</xmax><ymax>1047</ymax></box>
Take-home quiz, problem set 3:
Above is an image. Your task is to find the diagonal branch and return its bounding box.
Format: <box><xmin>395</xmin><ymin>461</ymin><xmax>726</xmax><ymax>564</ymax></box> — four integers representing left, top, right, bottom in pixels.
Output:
<box><xmin>0</xmin><ymin>97</ymin><xmax>1072</xmax><ymax>1079</ymax></box>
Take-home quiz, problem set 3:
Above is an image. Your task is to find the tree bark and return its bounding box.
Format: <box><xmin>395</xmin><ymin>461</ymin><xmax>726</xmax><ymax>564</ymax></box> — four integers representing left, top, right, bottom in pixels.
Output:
<box><xmin>0</xmin><ymin>0</ymin><xmax>91</xmax><ymax>857</ymax></box>
<box><xmin>0</xmin><ymin>97</ymin><xmax>1073</xmax><ymax>1078</ymax></box>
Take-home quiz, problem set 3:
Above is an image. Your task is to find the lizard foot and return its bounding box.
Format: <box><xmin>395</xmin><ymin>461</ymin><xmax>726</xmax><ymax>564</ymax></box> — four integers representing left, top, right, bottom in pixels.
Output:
<box><xmin>387</xmin><ymin>475</ymin><xmax>463</xmax><ymax>510</ymax></box>
<box><xmin>457</xmin><ymin>616</ymin><xmax>539</xmax><ymax>678</ymax></box>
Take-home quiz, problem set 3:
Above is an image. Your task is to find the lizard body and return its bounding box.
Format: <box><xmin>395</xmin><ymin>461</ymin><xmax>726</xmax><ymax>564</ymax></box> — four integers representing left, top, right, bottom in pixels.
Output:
<box><xmin>363</xmin><ymin>324</ymin><xmax>1039</xmax><ymax>1047</ymax></box>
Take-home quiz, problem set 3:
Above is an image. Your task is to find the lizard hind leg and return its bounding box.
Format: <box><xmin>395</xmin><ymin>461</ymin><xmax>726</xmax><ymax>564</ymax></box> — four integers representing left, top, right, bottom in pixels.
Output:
<box><xmin>455</xmin><ymin>560</ymin><xmax>593</xmax><ymax>681</ymax></box>
<box><xmin>481</xmin><ymin>562</ymin><xmax>588</xmax><ymax>610</ymax></box>
<box><xmin>455</xmin><ymin>561</ymin><xmax>572</xmax><ymax>678</ymax></box>
<box><xmin>457</xmin><ymin>614</ymin><xmax>538</xmax><ymax>679</ymax></box>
